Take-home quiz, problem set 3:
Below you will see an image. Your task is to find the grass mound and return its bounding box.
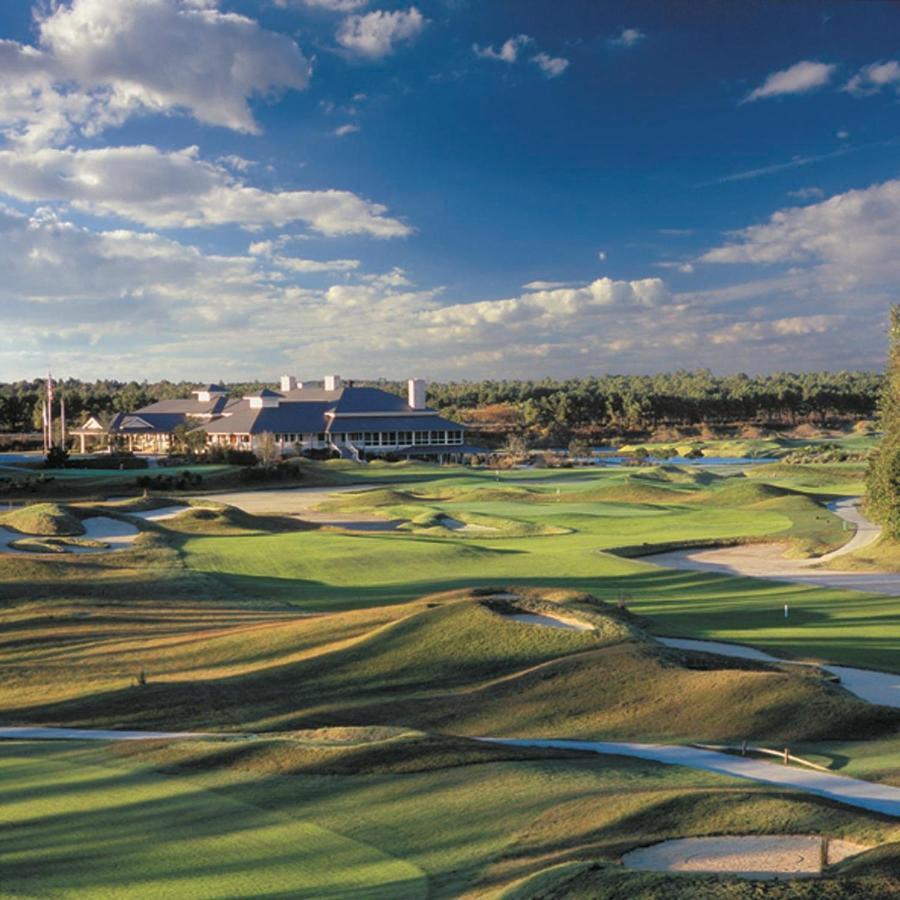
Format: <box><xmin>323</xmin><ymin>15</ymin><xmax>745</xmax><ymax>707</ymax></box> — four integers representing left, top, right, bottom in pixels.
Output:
<box><xmin>8</xmin><ymin>535</ymin><xmax>108</xmax><ymax>554</ymax></box>
<box><xmin>321</xmin><ymin>488</ymin><xmax>425</xmax><ymax>510</ymax></box>
<box><xmin>153</xmin><ymin>504</ymin><xmax>307</xmax><ymax>536</ymax></box>
<box><xmin>113</xmin><ymin>728</ymin><xmax>590</xmax><ymax>776</ymax></box>
<box><xmin>702</xmin><ymin>480</ymin><xmax>793</xmax><ymax>506</ymax></box>
<box><xmin>0</xmin><ymin>502</ymin><xmax>84</xmax><ymax>536</ymax></box>
<box><xmin>15</xmin><ymin>590</ymin><xmax>898</xmax><ymax>744</ymax></box>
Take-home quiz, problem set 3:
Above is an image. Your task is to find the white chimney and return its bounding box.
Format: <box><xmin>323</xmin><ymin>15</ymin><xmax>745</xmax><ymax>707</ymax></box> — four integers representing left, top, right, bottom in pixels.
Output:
<box><xmin>324</xmin><ymin>374</ymin><xmax>342</xmax><ymax>391</ymax></box>
<box><xmin>408</xmin><ymin>378</ymin><xmax>426</xmax><ymax>410</ymax></box>
<box><xmin>280</xmin><ymin>374</ymin><xmax>297</xmax><ymax>392</ymax></box>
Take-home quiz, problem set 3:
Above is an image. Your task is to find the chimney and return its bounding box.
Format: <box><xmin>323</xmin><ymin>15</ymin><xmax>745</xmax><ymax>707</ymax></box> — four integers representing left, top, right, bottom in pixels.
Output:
<box><xmin>408</xmin><ymin>378</ymin><xmax>426</xmax><ymax>410</ymax></box>
<box><xmin>324</xmin><ymin>374</ymin><xmax>342</xmax><ymax>391</ymax></box>
<box><xmin>280</xmin><ymin>374</ymin><xmax>297</xmax><ymax>392</ymax></box>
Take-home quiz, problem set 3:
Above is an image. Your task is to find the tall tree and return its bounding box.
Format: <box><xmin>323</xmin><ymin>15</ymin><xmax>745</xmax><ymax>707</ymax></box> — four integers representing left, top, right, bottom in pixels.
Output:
<box><xmin>866</xmin><ymin>305</ymin><xmax>900</xmax><ymax>537</ymax></box>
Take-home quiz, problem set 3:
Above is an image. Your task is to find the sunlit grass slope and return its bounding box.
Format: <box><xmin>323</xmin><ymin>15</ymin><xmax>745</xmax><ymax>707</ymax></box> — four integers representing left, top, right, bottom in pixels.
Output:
<box><xmin>4</xmin><ymin>740</ymin><xmax>898</xmax><ymax>899</ymax></box>
<box><xmin>4</xmin><ymin>592</ymin><xmax>895</xmax><ymax>742</ymax></box>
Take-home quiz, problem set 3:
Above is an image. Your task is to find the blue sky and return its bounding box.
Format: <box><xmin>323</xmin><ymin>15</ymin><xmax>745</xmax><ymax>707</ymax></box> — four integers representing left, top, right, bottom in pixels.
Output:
<box><xmin>0</xmin><ymin>0</ymin><xmax>897</xmax><ymax>381</ymax></box>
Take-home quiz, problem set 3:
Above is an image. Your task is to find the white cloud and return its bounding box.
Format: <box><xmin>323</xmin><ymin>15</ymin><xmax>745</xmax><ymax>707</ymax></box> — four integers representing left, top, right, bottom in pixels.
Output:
<box><xmin>473</xmin><ymin>34</ymin><xmax>532</xmax><ymax>64</ymax></box>
<box><xmin>334</xmin><ymin>122</ymin><xmax>360</xmax><ymax>136</ymax></box>
<box><xmin>656</xmin><ymin>261</ymin><xmax>694</xmax><ymax>274</ymax></box>
<box><xmin>787</xmin><ymin>186</ymin><xmax>825</xmax><ymax>202</ymax></box>
<box><xmin>247</xmin><ymin>239</ymin><xmax>358</xmax><ymax>271</ymax></box>
<box><xmin>597</xmin><ymin>249</ymin><xmax>607</xmax><ymax>261</ymax></box>
<box><xmin>278</xmin><ymin>0</ymin><xmax>368</xmax><ymax>9</ymax></box>
<box><xmin>531</xmin><ymin>52</ymin><xmax>569</xmax><ymax>79</ymax></box>
<box><xmin>844</xmin><ymin>60</ymin><xmax>900</xmax><ymax>96</ymax></box>
<box><xmin>0</xmin><ymin>144</ymin><xmax>410</xmax><ymax>236</ymax></box>
<box><xmin>0</xmin><ymin>0</ymin><xmax>311</xmax><ymax>145</ymax></box>
<box><xmin>336</xmin><ymin>7</ymin><xmax>425</xmax><ymax>58</ymax></box>
<box><xmin>428</xmin><ymin>277</ymin><xmax>669</xmax><ymax>333</ymax></box>
<box><xmin>746</xmin><ymin>60</ymin><xmax>835</xmax><ymax>102</ymax></box>
<box><xmin>701</xmin><ymin>179</ymin><xmax>900</xmax><ymax>270</ymax></box>
<box><xmin>612</xmin><ymin>28</ymin><xmax>645</xmax><ymax>47</ymax></box>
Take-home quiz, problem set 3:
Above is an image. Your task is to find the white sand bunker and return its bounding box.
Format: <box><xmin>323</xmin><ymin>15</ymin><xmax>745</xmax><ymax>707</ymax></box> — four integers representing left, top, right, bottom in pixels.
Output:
<box><xmin>439</xmin><ymin>515</ymin><xmax>497</xmax><ymax>534</ymax></box>
<box><xmin>622</xmin><ymin>835</ymin><xmax>867</xmax><ymax>880</ymax></box>
<box><xmin>506</xmin><ymin>612</ymin><xmax>593</xmax><ymax>632</ymax></box>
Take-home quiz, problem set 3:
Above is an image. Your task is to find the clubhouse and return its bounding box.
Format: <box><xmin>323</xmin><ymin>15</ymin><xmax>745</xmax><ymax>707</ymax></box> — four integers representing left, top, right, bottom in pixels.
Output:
<box><xmin>73</xmin><ymin>376</ymin><xmax>469</xmax><ymax>462</ymax></box>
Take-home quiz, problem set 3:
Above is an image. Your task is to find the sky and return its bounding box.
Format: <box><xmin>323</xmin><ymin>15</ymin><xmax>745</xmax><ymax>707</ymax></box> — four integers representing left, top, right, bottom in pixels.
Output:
<box><xmin>0</xmin><ymin>0</ymin><xmax>898</xmax><ymax>383</ymax></box>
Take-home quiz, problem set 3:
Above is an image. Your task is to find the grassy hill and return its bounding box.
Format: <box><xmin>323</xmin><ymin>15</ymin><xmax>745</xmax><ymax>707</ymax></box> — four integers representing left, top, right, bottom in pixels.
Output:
<box><xmin>3</xmin><ymin>591</ymin><xmax>895</xmax><ymax>744</ymax></box>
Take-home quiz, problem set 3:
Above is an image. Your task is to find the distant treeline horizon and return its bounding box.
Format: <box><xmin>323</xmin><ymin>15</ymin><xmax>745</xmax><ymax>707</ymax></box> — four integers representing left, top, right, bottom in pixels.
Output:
<box><xmin>0</xmin><ymin>370</ymin><xmax>881</xmax><ymax>443</ymax></box>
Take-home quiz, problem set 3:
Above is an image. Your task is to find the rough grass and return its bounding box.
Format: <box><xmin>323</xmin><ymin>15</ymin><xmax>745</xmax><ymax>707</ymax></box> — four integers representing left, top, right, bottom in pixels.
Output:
<box><xmin>4</xmin><ymin>592</ymin><xmax>895</xmax><ymax>744</ymax></box>
<box><xmin>0</xmin><ymin>501</ymin><xmax>85</xmax><ymax>535</ymax></box>
<box><xmin>8</xmin><ymin>535</ymin><xmax>108</xmax><ymax>553</ymax></box>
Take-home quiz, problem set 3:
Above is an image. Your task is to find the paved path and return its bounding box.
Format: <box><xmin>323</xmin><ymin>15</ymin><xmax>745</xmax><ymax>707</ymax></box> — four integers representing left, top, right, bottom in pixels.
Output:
<box><xmin>657</xmin><ymin>637</ymin><xmax>900</xmax><ymax>708</ymax></box>
<box><xmin>481</xmin><ymin>738</ymin><xmax>900</xmax><ymax>817</ymax></box>
<box><xmin>6</xmin><ymin>727</ymin><xmax>900</xmax><ymax>818</ymax></box>
<box><xmin>642</xmin><ymin>498</ymin><xmax>900</xmax><ymax>596</ymax></box>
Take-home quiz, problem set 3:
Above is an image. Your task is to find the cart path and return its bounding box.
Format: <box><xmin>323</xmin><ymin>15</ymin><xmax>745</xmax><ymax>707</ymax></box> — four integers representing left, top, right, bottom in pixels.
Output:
<box><xmin>4</xmin><ymin>727</ymin><xmax>900</xmax><ymax>817</ymax></box>
<box><xmin>480</xmin><ymin>738</ymin><xmax>900</xmax><ymax>817</ymax></box>
<box><xmin>642</xmin><ymin>498</ymin><xmax>900</xmax><ymax>596</ymax></box>
<box><xmin>657</xmin><ymin>637</ymin><xmax>900</xmax><ymax>708</ymax></box>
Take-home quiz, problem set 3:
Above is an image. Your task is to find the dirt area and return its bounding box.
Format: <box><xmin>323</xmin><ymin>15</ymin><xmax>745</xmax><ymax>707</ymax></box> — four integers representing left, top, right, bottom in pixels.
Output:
<box><xmin>622</xmin><ymin>835</ymin><xmax>867</xmax><ymax>879</ymax></box>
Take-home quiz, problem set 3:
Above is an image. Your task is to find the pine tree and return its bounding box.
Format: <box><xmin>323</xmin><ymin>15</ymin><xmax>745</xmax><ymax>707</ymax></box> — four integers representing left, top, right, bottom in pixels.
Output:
<box><xmin>866</xmin><ymin>305</ymin><xmax>900</xmax><ymax>537</ymax></box>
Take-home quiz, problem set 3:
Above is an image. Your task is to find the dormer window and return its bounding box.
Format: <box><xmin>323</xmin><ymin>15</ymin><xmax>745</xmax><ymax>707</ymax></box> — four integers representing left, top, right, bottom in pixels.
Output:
<box><xmin>193</xmin><ymin>383</ymin><xmax>228</xmax><ymax>403</ymax></box>
<box><xmin>245</xmin><ymin>388</ymin><xmax>282</xmax><ymax>409</ymax></box>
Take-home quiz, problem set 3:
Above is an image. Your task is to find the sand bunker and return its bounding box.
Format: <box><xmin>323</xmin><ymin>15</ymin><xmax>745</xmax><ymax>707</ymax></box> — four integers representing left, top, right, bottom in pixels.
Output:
<box><xmin>439</xmin><ymin>515</ymin><xmax>498</xmax><ymax>534</ymax></box>
<box><xmin>506</xmin><ymin>612</ymin><xmax>593</xmax><ymax>631</ymax></box>
<box><xmin>622</xmin><ymin>835</ymin><xmax>867</xmax><ymax>880</ymax></box>
<box><xmin>0</xmin><ymin>505</ymin><xmax>197</xmax><ymax>555</ymax></box>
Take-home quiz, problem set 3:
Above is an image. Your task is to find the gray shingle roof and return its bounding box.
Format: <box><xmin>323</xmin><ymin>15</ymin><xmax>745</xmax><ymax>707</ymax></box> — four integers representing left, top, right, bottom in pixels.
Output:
<box><xmin>328</xmin><ymin>414</ymin><xmax>461</xmax><ymax>433</ymax></box>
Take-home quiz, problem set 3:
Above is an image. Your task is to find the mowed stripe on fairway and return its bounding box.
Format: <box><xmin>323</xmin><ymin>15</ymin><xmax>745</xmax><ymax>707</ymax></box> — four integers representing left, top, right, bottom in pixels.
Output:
<box><xmin>0</xmin><ymin>744</ymin><xmax>426</xmax><ymax>899</ymax></box>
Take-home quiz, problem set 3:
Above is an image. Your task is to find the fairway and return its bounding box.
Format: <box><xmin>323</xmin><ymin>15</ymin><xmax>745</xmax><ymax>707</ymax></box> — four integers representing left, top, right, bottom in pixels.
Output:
<box><xmin>0</xmin><ymin>741</ymin><xmax>426</xmax><ymax>899</ymax></box>
<box><xmin>178</xmin><ymin>463</ymin><xmax>899</xmax><ymax>670</ymax></box>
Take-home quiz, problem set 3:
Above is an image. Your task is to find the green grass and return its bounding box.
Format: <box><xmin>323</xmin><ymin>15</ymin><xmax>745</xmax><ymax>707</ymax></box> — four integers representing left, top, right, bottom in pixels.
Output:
<box><xmin>4</xmin><ymin>739</ymin><xmax>898</xmax><ymax>900</ymax></box>
<box><xmin>0</xmin><ymin>741</ymin><xmax>427</xmax><ymax>898</ymax></box>
<box><xmin>0</xmin><ymin>501</ymin><xmax>85</xmax><ymax>535</ymax></box>
<box><xmin>177</xmin><ymin>465</ymin><xmax>896</xmax><ymax>670</ymax></box>
<box><xmin>4</xmin><ymin>592</ymin><xmax>895</xmax><ymax>744</ymax></box>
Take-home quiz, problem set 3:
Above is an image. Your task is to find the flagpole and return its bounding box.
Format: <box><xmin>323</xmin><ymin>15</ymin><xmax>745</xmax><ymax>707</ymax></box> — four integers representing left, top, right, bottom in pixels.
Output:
<box><xmin>47</xmin><ymin>372</ymin><xmax>54</xmax><ymax>450</ymax></box>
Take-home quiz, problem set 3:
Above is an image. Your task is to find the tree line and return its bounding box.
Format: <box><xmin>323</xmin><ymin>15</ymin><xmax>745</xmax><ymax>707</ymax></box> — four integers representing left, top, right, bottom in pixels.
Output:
<box><xmin>867</xmin><ymin>306</ymin><xmax>900</xmax><ymax>538</ymax></box>
<box><xmin>0</xmin><ymin>369</ymin><xmax>881</xmax><ymax>440</ymax></box>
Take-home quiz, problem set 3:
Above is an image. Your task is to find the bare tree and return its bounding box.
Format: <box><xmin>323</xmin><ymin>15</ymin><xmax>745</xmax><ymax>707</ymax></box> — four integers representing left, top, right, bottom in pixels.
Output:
<box><xmin>255</xmin><ymin>431</ymin><xmax>279</xmax><ymax>468</ymax></box>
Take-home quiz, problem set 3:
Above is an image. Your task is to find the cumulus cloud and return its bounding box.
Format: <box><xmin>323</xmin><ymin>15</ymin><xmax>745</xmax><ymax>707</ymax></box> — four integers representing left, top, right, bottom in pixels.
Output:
<box><xmin>701</xmin><ymin>179</ymin><xmax>900</xmax><ymax>270</ymax></box>
<box><xmin>336</xmin><ymin>8</ymin><xmax>425</xmax><ymax>58</ymax></box>
<box><xmin>530</xmin><ymin>52</ymin><xmax>569</xmax><ymax>78</ymax></box>
<box><xmin>844</xmin><ymin>60</ymin><xmax>900</xmax><ymax>96</ymax></box>
<box><xmin>427</xmin><ymin>277</ymin><xmax>670</xmax><ymax>333</ymax></box>
<box><xmin>0</xmin><ymin>144</ymin><xmax>410</xmax><ymax>236</ymax></box>
<box><xmin>334</xmin><ymin>122</ymin><xmax>360</xmax><ymax>136</ymax></box>
<box><xmin>0</xmin><ymin>0</ymin><xmax>311</xmax><ymax>145</ymax></box>
<box><xmin>473</xmin><ymin>34</ymin><xmax>532</xmax><ymax>63</ymax></box>
<box><xmin>612</xmin><ymin>28</ymin><xmax>645</xmax><ymax>47</ymax></box>
<box><xmin>745</xmin><ymin>60</ymin><xmax>835</xmax><ymax>101</ymax></box>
